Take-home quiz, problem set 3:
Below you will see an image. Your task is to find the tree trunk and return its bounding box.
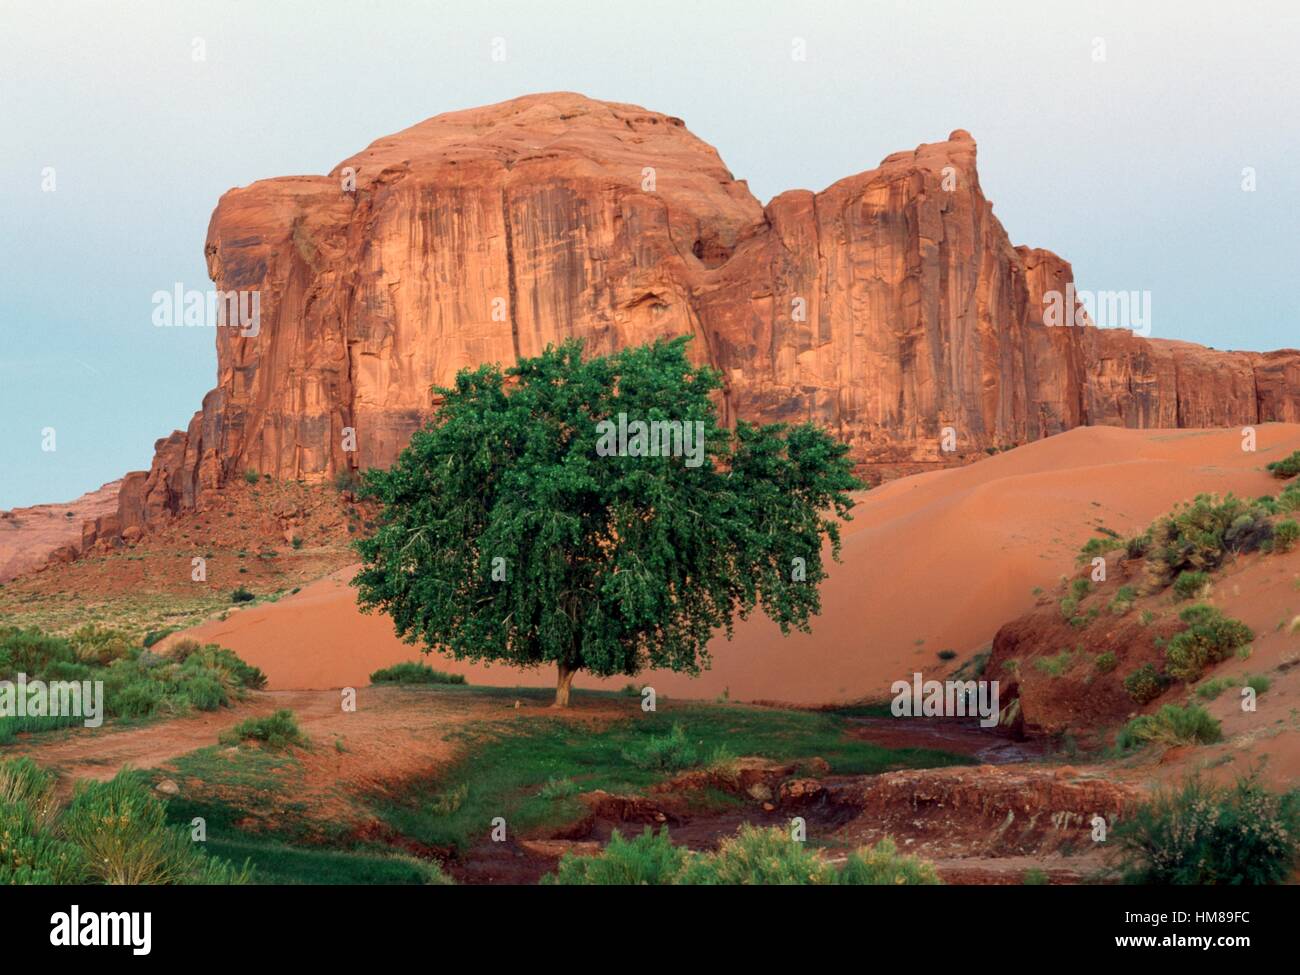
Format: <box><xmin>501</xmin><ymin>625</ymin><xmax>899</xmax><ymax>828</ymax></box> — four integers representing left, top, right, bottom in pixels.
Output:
<box><xmin>553</xmin><ymin>661</ymin><xmax>577</xmax><ymax>708</ymax></box>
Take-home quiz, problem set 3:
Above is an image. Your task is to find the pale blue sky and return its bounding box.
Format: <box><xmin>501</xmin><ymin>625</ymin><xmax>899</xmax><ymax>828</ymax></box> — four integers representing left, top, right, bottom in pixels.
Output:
<box><xmin>2</xmin><ymin>0</ymin><xmax>1297</xmax><ymax>508</ymax></box>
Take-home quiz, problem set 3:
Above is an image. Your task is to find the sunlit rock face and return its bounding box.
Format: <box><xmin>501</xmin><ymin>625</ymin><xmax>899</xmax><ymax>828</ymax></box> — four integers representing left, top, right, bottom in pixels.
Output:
<box><xmin>117</xmin><ymin>93</ymin><xmax>1300</xmax><ymax>530</ymax></box>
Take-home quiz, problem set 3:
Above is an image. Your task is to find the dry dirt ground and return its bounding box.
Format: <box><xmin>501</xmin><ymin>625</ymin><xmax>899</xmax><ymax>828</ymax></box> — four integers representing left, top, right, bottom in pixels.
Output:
<box><xmin>6</xmin><ymin>686</ymin><xmax>625</xmax><ymax>806</ymax></box>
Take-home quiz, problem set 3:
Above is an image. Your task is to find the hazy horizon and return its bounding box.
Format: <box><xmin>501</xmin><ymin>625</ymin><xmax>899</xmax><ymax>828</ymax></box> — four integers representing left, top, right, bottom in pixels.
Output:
<box><xmin>3</xmin><ymin>0</ymin><xmax>1298</xmax><ymax>508</ymax></box>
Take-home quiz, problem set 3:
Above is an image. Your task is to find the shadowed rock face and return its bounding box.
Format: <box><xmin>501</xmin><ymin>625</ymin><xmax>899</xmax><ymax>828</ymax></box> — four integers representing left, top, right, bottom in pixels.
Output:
<box><xmin>115</xmin><ymin>92</ymin><xmax>1300</xmax><ymax>532</ymax></box>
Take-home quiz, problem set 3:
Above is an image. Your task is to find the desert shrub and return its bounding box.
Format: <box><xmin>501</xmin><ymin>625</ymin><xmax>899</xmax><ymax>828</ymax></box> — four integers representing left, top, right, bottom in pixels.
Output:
<box><xmin>1109</xmin><ymin>586</ymin><xmax>1137</xmax><ymax>615</ymax></box>
<box><xmin>230</xmin><ymin>587</ymin><xmax>255</xmax><ymax>603</ymax></box>
<box><xmin>545</xmin><ymin>827</ymin><xmax>941</xmax><ymax>886</ymax></box>
<box><xmin>1125</xmin><ymin>532</ymin><xmax>1152</xmax><ymax>559</ymax></box>
<box><xmin>1070</xmin><ymin>578</ymin><xmax>1093</xmax><ymax>601</ymax></box>
<box><xmin>219</xmin><ymin>709</ymin><xmax>306</xmax><ymax>750</ymax></box>
<box><xmin>1094</xmin><ymin>651</ymin><xmax>1118</xmax><ymax>674</ymax></box>
<box><xmin>1141</xmin><ymin>494</ymin><xmax>1271</xmax><ymax>592</ymax></box>
<box><xmin>1278</xmin><ymin>482</ymin><xmax>1300</xmax><ymax>513</ymax></box>
<box><xmin>369</xmin><ymin>661</ymin><xmax>466</xmax><ymax>685</ymax></box>
<box><xmin>1164</xmin><ymin>604</ymin><xmax>1253</xmax><ymax>681</ymax></box>
<box><xmin>333</xmin><ymin>468</ymin><xmax>362</xmax><ymax>493</ymax></box>
<box><xmin>142</xmin><ymin>627</ymin><xmax>176</xmax><ymax>649</ymax></box>
<box><xmin>1069</xmin><ymin>607</ymin><xmax>1100</xmax><ymax>629</ymax></box>
<box><xmin>41</xmin><ymin>660</ymin><xmax>94</xmax><ymax>683</ymax></box>
<box><xmin>63</xmin><ymin>771</ymin><xmax>250</xmax><ymax>884</ymax></box>
<box><xmin>0</xmin><ymin>758</ymin><xmax>61</xmax><ymax>832</ymax></box>
<box><xmin>1034</xmin><ymin>650</ymin><xmax>1074</xmax><ymax>677</ymax></box>
<box><xmin>106</xmin><ymin>674</ymin><xmax>169</xmax><ymax>718</ymax></box>
<box><xmin>1244</xmin><ymin>673</ymin><xmax>1272</xmax><ymax>695</ymax></box>
<box><xmin>1117</xmin><ymin>704</ymin><xmax>1221</xmax><ymax>750</ymax></box>
<box><xmin>1254</xmin><ymin>494</ymin><xmax>1280</xmax><ymax>515</ymax></box>
<box><xmin>1123</xmin><ymin>663</ymin><xmax>1168</xmax><ymax>704</ymax></box>
<box><xmin>1059</xmin><ymin>596</ymin><xmax>1078</xmax><ymax>620</ymax></box>
<box><xmin>181</xmin><ymin>673</ymin><xmax>228</xmax><ymax>711</ymax></box>
<box><xmin>936</xmin><ymin>649</ymin><xmax>957</xmax><ymax>661</ymax></box>
<box><xmin>428</xmin><ymin>783</ymin><xmax>469</xmax><ymax>815</ymax></box>
<box><xmin>1078</xmin><ymin>536</ymin><xmax>1121</xmax><ymax>563</ymax></box>
<box><xmin>176</xmin><ymin>643</ymin><xmax>267</xmax><ymax>692</ymax></box>
<box><xmin>0</xmin><ymin>802</ymin><xmax>85</xmax><ymax>884</ymax></box>
<box><xmin>678</xmin><ymin>824</ymin><xmax>830</xmax><ymax>885</ymax></box>
<box><xmin>1195</xmin><ymin>675</ymin><xmax>1238</xmax><ymax>700</ymax></box>
<box><xmin>1272</xmin><ymin>519</ymin><xmax>1300</xmax><ymax>554</ymax></box>
<box><xmin>1266</xmin><ymin>450</ymin><xmax>1300</xmax><ymax>479</ymax></box>
<box><xmin>1223</xmin><ymin>511</ymin><xmax>1273</xmax><ymax>554</ymax></box>
<box><xmin>0</xmin><ymin>628</ymin><xmax>75</xmax><ymax>677</ymax></box>
<box><xmin>1022</xmin><ymin>868</ymin><xmax>1050</xmax><ymax>885</ymax></box>
<box><xmin>1115</xmin><ymin>774</ymin><xmax>1300</xmax><ymax>884</ymax></box>
<box><xmin>1172</xmin><ymin>570</ymin><xmax>1210</xmax><ymax>601</ymax></box>
<box><xmin>67</xmin><ymin>625</ymin><xmax>133</xmax><ymax>666</ymax></box>
<box><xmin>545</xmin><ymin>828</ymin><xmax>686</xmax><ymax>885</ymax></box>
<box><xmin>833</xmin><ymin>837</ymin><xmax>942</xmax><ymax>885</ymax></box>
<box><xmin>242</xmin><ymin>468</ymin><xmax>259</xmax><ymax>484</ymax></box>
<box><xmin>621</xmin><ymin>723</ymin><xmax>700</xmax><ymax>772</ymax></box>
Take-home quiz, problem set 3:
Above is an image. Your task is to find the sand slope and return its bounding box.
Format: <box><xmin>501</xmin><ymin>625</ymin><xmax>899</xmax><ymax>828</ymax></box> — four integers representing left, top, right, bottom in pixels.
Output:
<box><xmin>168</xmin><ymin>425</ymin><xmax>1300</xmax><ymax>704</ymax></box>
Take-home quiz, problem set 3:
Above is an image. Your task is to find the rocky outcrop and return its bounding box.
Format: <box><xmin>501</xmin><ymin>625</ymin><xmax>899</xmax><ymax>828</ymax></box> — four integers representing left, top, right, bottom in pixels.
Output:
<box><xmin>115</xmin><ymin>92</ymin><xmax>1300</xmax><ymax>532</ymax></box>
<box><xmin>0</xmin><ymin>481</ymin><xmax>121</xmax><ymax>582</ymax></box>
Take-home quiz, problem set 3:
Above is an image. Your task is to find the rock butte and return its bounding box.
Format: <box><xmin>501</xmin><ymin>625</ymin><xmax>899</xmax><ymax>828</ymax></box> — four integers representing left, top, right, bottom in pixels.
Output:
<box><xmin>88</xmin><ymin>92</ymin><xmax>1300</xmax><ymax>545</ymax></box>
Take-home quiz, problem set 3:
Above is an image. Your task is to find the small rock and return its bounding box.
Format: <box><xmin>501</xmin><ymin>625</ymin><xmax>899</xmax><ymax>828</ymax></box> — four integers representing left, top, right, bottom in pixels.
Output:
<box><xmin>155</xmin><ymin>778</ymin><xmax>180</xmax><ymax>796</ymax></box>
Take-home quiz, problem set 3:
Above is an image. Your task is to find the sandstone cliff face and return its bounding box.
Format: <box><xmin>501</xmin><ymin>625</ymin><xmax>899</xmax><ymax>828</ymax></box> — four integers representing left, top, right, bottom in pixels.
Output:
<box><xmin>115</xmin><ymin>92</ymin><xmax>1300</xmax><ymax>530</ymax></box>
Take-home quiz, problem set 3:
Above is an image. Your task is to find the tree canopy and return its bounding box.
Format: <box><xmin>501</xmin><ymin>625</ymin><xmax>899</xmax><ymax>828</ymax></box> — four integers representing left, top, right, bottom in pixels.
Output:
<box><xmin>352</xmin><ymin>336</ymin><xmax>862</xmax><ymax>705</ymax></box>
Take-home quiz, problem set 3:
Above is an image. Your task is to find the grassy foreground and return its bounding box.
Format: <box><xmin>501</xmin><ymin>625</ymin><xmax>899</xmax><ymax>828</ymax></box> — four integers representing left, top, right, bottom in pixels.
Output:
<box><xmin>157</xmin><ymin>687</ymin><xmax>970</xmax><ymax>884</ymax></box>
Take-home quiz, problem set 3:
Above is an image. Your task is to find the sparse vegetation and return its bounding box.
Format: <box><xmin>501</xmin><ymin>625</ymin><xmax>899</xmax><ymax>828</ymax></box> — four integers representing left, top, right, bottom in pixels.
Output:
<box><xmin>369</xmin><ymin>661</ymin><xmax>467</xmax><ymax>686</ymax></box>
<box><xmin>1138</xmin><ymin>494</ymin><xmax>1273</xmax><ymax>594</ymax></box>
<box><xmin>1117</xmin><ymin>703</ymin><xmax>1221</xmax><ymax>750</ymax></box>
<box><xmin>1163</xmin><ymin>604</ymin><xmax>1253</xmax><ymax>682</ymax></box>
<box><xmin>1078</xmin><ymin>535</ymin><xmax>1121</xmax><ymax>564</ymax></box>
<box><xmin>0</xmin><ymin>627</ymin><xmax>263</xmax><ymax>741</ymax></box>
<box><xmin>1171</xmin><ymin>570</ymin><xmax>1210</xmax><ymax>601</ymax></box>
<box><xmin>545</xmin><ymin>825</ymin><xmax>941</xmax><ymax>885</ymax></box>
<box><xmin>230</xmin><ymin>586</ymin><xmax>256</xmax><ymax>603</ymax></box>
<box><xmin>0</xmin><ymin>759</ymin><xmax>249</xmax><ymax>884</ymax></box>
<box><xmin>1271</xmin><ymin>519</ymin><xmax>1300</xmax><ymax>554</ymax></box>
<box><xmin>219</xmin><ymin>710</ymin><xmax>307</xmax><ymax>751</ymax></box>
<box><xmin>1114</xmin><ymin>774</ymin><xmax>1300</xmax><ymax>884</ymax></box>
<box><xmin>243</xmin><ymin>468</ymin><xmax>260</xmax><ymax>484</ymax></box>
<box><xmin>1123</xmin><ymin>663</ymin><xmax>1169</xmax><ymax>705</ymax></box>
<box><xmin>1266</xmin><ymin>450</ymin><xmax>1300</xmax><ymax>480</ymax></box>
<box><xmin>1108</xmin><ymin>586</ymin><xmax>1137</xmax><ymax>615</ymax></box>
<box><xmin>1034</xmin><ymin>649</ymin><xmax>1074</xmax><ymax>677</ymax></box>
<box><xmin>1094</xmin><ymin>651</ymin><xmax>1118</xmax><ymax>674</ymax></box>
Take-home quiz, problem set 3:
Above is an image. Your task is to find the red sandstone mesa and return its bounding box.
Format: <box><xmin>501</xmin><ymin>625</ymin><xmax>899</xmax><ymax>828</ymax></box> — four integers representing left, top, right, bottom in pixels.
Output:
<box><xmin>100</xmin><ymin>92</ymin><xmax>1300</xmax><ymax>541</ymax></box>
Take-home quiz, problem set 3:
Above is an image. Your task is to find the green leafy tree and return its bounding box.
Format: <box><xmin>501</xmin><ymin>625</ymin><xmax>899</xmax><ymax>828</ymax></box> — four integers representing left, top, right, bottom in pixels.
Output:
<box><xmin>352</xmin><ymin>337</ymin><xmax>862</xmax><ymax>706</ymax></box>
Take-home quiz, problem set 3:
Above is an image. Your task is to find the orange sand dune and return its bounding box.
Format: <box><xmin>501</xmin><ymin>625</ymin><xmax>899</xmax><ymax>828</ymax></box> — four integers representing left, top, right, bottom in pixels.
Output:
<box><xmin>168</xmin><ymin>425</ymin><xmax>1300</xmax><ymax>704</ymax></box>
